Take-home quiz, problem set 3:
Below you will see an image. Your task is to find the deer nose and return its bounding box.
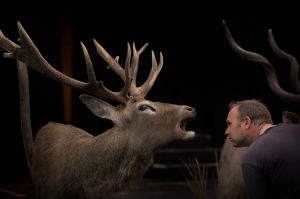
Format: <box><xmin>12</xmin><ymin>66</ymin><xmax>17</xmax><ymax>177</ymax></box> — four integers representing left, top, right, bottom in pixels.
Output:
<box><xmin>185</xmin><ymin>106</ymin><xmax>196</xmax><ymax>115</ymax></box>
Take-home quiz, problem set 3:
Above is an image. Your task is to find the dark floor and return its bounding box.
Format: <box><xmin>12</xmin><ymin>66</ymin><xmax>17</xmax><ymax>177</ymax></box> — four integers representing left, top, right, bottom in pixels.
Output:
<box><xmin>0</xmin><ymin>177</ymin><xmax>217</xmax><ymax>199</ymax></box>
<box><xmin>113</xmin><ymin>179</ymin><xmax>201</xmax><ymax>199</ymax></box>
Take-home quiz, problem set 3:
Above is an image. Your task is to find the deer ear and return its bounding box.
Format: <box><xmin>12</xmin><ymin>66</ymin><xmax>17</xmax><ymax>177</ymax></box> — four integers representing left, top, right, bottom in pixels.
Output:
<box><xmin>79</xmin><ymin>94</ymin><xmax>116</xmax><ymax>120</ymax></box>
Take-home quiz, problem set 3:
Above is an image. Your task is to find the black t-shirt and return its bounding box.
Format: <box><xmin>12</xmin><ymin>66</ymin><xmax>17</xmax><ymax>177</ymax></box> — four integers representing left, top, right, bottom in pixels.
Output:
<box><xmin>241</xmin><ymin>123</ymin><xmax>300</xmax><ymax>199</ymax></box>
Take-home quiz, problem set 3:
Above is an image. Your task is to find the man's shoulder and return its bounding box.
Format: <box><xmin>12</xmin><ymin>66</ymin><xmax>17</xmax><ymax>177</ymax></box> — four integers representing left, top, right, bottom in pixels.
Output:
<box><xmin>241</xmin><ymin>139</ymin><xmax>265</xmax><ymax>166</ymax></box>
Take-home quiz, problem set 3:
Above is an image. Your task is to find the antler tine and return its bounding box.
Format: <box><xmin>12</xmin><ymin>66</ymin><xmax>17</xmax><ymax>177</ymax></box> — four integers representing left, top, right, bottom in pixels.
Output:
<box><xmin>124</xmin><ymin>42</ymin><xmax>132</xmax><ymax>84</ymax></box>
<box><xmin>268</xmin><ymin>29</ymin><xmax>300</xmax><ymax>94</ymax></box>
<box><xmin>93</xmin><ymin>39</ymin><xmax>134</xmax><ymax>100</ymax></box>
<box><xmin>93</xmin><ymin>39</ymin><xmax>125</xmax><ymax>81</ymax></box>
<box><xmin>80</xmin><ymin>42</ymin><xmax>129</xmax><ymax>103</ymax></box>
<box><xmin>223</xmin><ymin>20</ymin><xmax>300</xmax><ymax>107</ymax></box>
<box><xmin>80</xmin><ymin>42</ymin><xmax>97</xmax><ymax>84</ymax></box>
<box><xmin>120</xmin><ymin>42</ymin><xmax>133</xmax><ymax>99</ymax></box>
<box><xmin>128</xmin><ymin>42</ymin><xmax>152</xmax><ymax>96</ymax></box>
<box><xmin>14</xmin><ymin>21</ymin><xmax>86</xmax><ymax>88</ymax></box>
<box><xmin>130</xmin><ymin>42</ymin><xmax>149</xmax><ymax>86</ymax></box>
<box><xmin>222</xmin><ymin>20</ymin><xmax>270</xmax><ymax>64</ymax></box>
<box><xmin>0</xmin><ymin>30</ymin><xmax>20</xmax><ymax>55</ymax></box>
<box><xmin>135</xmin><ymin>50</ymin><xmax>163</xmax><ymax>98</ymax></box>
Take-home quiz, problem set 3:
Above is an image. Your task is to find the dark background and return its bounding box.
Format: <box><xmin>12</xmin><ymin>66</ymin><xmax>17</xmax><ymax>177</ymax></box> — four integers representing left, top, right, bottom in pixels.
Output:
<box><xmin>1</xmin><ymin>3</ymin><xmax>300</xmax><ymax>183</ymax></box>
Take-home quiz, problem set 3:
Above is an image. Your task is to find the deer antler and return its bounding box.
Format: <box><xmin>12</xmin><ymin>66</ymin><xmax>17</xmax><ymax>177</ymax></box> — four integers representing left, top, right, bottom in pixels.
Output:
<box><xmin>0</xmin><ymin>21</ymin><xmax>163</xmax><ymax>104</ymax></box>
<box><xmin>268</xmin><ymin>30</ymin><xmax>300</xmax><ymax>94</ymax></box>
<box><xmin>222</xmin><ymin>20</ymin><xmax>300</xmax><ymax>107</ymax></box>
<box><xmin>94</xmin><ymin>41</ymin><xmax>163</xmax><ymax>98</ymax></box>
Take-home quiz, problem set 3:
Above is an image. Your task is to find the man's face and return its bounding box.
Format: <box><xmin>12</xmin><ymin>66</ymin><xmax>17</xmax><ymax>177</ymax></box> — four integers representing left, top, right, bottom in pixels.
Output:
<box><xmin>225</xmin><ymin>106</ymin><xmax>248</xmax><ymax>147</ymax></box>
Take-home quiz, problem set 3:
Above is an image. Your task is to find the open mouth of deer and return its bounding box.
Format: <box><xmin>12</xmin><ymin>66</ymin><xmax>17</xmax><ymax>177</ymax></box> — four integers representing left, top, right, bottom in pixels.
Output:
<box><xmin>179</xmin><ymin>114</ymin><xmax>196</xmax><ymax>140</ymax></box>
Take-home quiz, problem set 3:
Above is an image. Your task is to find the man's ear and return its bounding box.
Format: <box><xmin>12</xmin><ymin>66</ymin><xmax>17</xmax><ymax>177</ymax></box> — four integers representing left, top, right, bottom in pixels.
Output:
<box><xmin>243</xmin><ymin>116</ymin><xmax>252</xmax><ymax>129</ymax></box>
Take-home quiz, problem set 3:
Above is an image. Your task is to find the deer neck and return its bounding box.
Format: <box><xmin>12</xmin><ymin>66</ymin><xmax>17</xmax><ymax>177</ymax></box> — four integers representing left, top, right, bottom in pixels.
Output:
<box><xmin>92</xmin><ymin>129</ymin><xmax>154</xmax><ymax>183</ymax></box>
<box><xmin>95</xmin><ymin>128</ymin><xmax>154</xmax><ymax>159</ymax></box>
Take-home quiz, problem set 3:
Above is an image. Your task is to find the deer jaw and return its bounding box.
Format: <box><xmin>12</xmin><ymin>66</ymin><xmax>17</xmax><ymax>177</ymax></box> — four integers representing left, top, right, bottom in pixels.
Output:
<box><xmin>124</xmin><ymin>99</ymin><xmax>197</xmax><ymax>150</ymax></box>
<box><xmin>80</xmin><ymin>94</ymin><xmax>196</xmax><ymax>151</ymax></box>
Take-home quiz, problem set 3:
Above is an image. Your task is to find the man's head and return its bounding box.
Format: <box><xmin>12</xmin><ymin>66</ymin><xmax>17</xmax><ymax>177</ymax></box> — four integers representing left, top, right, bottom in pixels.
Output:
<box><xmin>225</xmin><ymin>99</ymin><xmax>273</xmax><ymax>147</ymax></box>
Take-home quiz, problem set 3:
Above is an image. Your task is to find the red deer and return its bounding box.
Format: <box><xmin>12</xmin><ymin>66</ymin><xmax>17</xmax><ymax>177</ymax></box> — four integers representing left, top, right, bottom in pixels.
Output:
<box><xmin>0</xmin><ymin>21</ymin><xmax>196</xmax><ymax>199</ymax></box>
<box><xmin>217</xmin><ymin>20</ymin><xmax>300</xmax><ymax>199</ymax></box>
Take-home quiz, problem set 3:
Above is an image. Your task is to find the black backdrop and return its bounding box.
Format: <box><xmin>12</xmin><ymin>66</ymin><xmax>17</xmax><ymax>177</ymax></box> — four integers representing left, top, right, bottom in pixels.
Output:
<box><xmin>1</xmin><ymin>3</ymin><xmax>300</xmax><ymax>183</ymax></box>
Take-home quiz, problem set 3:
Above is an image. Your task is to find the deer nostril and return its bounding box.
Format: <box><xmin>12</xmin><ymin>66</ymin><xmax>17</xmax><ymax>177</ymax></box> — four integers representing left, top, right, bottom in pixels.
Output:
<box><xmin>186</xmin><ymin>106</ymin><xmax>196</xmax><ymax>114</ymax></box>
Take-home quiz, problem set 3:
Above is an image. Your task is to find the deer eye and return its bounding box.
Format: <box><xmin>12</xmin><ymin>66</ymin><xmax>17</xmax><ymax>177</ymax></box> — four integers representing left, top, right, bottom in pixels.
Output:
<box><xmin>138</xmin><ymin>104</ymin><xmax>156</xmax><ymax>112</ymax></box>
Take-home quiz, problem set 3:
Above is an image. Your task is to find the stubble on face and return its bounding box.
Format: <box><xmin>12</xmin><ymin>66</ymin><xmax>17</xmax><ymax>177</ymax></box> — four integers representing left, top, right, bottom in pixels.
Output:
<box><xmin>226</xmin><ymin>107</ymin><xmax>245</xmax><ymax>147</ymax></box>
